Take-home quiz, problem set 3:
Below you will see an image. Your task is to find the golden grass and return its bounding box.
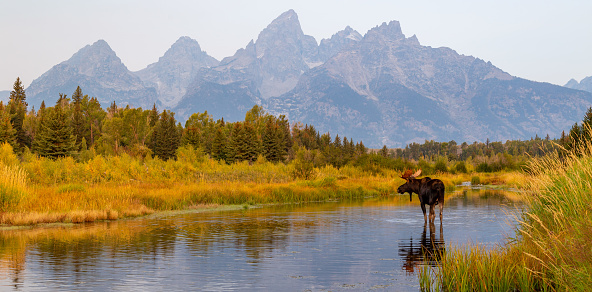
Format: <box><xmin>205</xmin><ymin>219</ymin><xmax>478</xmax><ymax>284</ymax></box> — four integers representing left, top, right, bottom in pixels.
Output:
<box><xmin>421</xmin><ymin>140</ymin><xmax>592</xmax><ymax>291</ymax></box>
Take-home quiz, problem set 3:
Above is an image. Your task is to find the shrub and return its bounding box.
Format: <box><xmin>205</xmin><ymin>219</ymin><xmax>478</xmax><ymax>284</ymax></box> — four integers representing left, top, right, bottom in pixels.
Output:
<box><xmin>455</xmin><ymin>161</ymin><xmax>467</xmax><ymax>173</ymax></box>
<box><xmin>471</xmin><ymin>176</ymin><xmax>481</xmax><ymax>185</ymax></box>
<box><xmin>434</xmin><ymin>157</ymin><xmax>448</xmax><ymax>173</ymax></box>
<box><xmin>476</xmin><ymin>162</ymin><xmax>492</xmax><ymax>173</ymax></box>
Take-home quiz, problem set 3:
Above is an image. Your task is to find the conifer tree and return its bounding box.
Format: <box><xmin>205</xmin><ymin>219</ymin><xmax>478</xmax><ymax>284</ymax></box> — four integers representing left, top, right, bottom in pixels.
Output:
<box><xmin>211</xmin><ymin>124</ymin><xmax>227</xmax><ymax>162</ymax></box>
<box><xmin>7</xmin><ymin>77</ymin><xmax>29</xmax><ymax>151</ymax></box>
<box><xmin>262</xmin><ymin>119</ymin><xmax>285</xmax><ymax>162</ymax></box>
<box><xmin>71</xmin><ymin>86</ymin><xmax>85</xmax><ymax>148</ymax></box>
<box><xmin>148</xmin><ymin>103</ymin><xmax>159</xmax><ymax>128</ymax></box>
<box><xmin>243</xmin><ymin>122</ymin><xmax>261</xmax><ymax>162</ymax></box>
<box><xmin>32</xmin><ymin>103</ymin><xmax>76</xmax><ymax>159</ymax></box>
<box><xmin>150</xmin><ymin>110</ymin><xmax>180</xmax><ymax>160</ymax></box>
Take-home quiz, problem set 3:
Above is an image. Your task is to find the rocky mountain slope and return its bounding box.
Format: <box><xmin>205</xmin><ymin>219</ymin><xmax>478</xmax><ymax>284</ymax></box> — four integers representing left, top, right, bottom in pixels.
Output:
<box><xmin>135</xmin><ymin>36</ymin><xmax>219</xmax><ymax>107</ymax></box>
<box><xmin>266</xmin><ymin>21</ymin><xmax>592</xmax><ymax>147</ymax></box>
<box><xmin>26</xmin><ymin>40</ymin><xmax>157</xmax><ymax>109</ymax></box>
<box><xmin>174</xmin><ymin>9</ymin><xmax>363</xmax><ymax>122</ymax></box>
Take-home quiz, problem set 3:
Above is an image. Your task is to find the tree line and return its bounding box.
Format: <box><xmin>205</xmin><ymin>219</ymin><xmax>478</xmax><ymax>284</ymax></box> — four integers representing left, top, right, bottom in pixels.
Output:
<box><xmin>2</xmin><ymin>77</ymin><xmax>589</xmax><ymax>173</ymax></box>
<box><xmin>0</xmin><ymin>78</ymin><xmax>370</xmax><ymax>167</ymax></box>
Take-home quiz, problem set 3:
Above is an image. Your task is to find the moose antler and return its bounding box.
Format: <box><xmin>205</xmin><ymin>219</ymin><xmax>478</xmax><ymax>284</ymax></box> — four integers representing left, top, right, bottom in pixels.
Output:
<box><xmin>401</xmin><ymin>169</ymin><xmax>414</xmax><ymax>179</ymax></box>
<box><xmin>401</xmin><ymin>169</ymin><xmax>422</xmax><ymax>180</ymax></box>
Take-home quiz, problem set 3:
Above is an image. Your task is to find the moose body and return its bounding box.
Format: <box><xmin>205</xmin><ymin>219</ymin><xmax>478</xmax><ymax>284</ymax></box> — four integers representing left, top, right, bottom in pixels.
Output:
<box><xmin>397</xmin><ymin>170</ymin><xmax>445</xmax><ymax>222</ymax></box>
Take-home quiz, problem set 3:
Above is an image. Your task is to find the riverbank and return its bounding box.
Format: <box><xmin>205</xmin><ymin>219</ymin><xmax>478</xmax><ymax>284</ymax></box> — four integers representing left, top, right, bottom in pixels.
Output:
<box><xmin>0</xmin><ymin>143</ymin><xmax>527</xmax><ymax>227</ymax></box>
<box><xmin>0</xmin><ymin>172</ymin><xmax>524</xmax><ymax>227</ymax></box>
<box><xmin>420</xmin><ymin>144</ymin><xmax>592</xmax><ymax>291</ymax></box>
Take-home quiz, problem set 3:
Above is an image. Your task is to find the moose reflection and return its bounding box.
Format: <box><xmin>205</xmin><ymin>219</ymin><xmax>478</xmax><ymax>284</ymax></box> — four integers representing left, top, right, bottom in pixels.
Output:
<box><xmin>397</xmin><ymin>169</ymin><xmax>445</xmax><ymax>222</ymax></box>
<box><xmin>398</xmin><ymin>222</ymin><xmax>445</xmax><ymax>274</ymax></box>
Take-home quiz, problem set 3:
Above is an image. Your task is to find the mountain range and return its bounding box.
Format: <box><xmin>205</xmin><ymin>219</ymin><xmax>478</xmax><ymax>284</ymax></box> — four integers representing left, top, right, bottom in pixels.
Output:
<box><xmin>22</xmin><ymin>9</ymin><xmax>592</xmax><ymax>147</ymax></box>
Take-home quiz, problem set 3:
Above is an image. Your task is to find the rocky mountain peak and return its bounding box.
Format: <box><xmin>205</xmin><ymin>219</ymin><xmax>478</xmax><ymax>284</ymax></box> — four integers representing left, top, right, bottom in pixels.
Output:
<box><xmin>364</xmin><ymin>20</ymin><xmax>406</xmax><ymax>42</ymax></box>
<box><xmin>26</xmin><ymin>39</ymin><xmax>156</xmax><ymax>109</ymax></box>
<box><xmin>66</xmin><ymin>39</ymin><xmax>125</xmax><ymax>75</ymax></box>
<box><xmin>317</xmin><ymin>26</ymin><xmax>363</xmax><ymax>62</ymax></box>
<box><xmin>135</xmin><ymin>36</ymin><xmax>219</xmax><ymax>107</ymax></box>
<box><xmin>164</xmin><ymin>36</ymin><xmax>203</xmax><ymax>58</ymax></box>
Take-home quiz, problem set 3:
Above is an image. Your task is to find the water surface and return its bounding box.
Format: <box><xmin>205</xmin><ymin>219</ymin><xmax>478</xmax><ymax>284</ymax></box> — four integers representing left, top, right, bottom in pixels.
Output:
<box><xmin>0</xmin><ymin>189</ymin><xmax>522</xmax><ymax>291</ymax></box>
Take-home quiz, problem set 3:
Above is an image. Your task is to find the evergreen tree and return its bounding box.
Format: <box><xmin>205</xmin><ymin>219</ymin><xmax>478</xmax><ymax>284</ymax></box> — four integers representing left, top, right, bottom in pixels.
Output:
<box><xmin>379</xmin><ymin>145</ymin><xmax>389</xmax><ymax>157</ymax></box>
<box><xmin>148</xmin><ymin>103</ymin><xmax>159</xmax><ymax>128</ymax></box>
<box><xmin>32</xmin><ymin>104</ymin><xmax>76</xmax><ymax>159</ymax></box>
<box><xmin>7</xmin><ymin>77</ymin><xmax>29</xmax><ymax>151</ymax></box>
<box><xmin>0</xmin><ymin>108</ymin><xmax>16</xmax><ymax>148</ymax></box>
<box><xmin>81</xmin><ymin>96</ymin><xmax>105</xmax><ymax>146</ymax></box>
<box><xmin>211</xmin><ymin>125</ymin><xmax>227</xmax><ymax>162</ymax></box>
<box><xmin>262</xmin><ymin>119</ymin><xmax>285</xmax><ymax>162</ymax></box>
<box><xmin>71</xmin><ymin>86</ymin><xmax>85</xmax><ymax>148</ymax></box>
<box><xmin>150</xmin><ymin>110</ymin><xmax>180</xmax><ymax>160</ymax></box>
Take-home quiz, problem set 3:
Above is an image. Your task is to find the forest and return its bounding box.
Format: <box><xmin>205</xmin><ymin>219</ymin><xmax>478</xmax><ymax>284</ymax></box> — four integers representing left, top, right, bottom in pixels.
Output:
<box><xmin>0</xmin><ymin>78</ymin><xmax>573</xmax><ymax>175</ymax></box>
<box><xmin>0</xmin><ymin>76</ymin><xmax>588</xmax><ymax>227</ymax></box>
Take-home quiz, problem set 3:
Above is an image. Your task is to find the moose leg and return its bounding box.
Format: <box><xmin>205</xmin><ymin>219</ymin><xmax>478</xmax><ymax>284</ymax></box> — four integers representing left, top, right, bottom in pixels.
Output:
<box><xmin>429</xmin><ymin>204</ymin><xmax>435</xmax><ymax>222</ymax></box>
<box><xmin>439</xmin><ymin>199</ymin><xmax>444</xmax><ymax>221</ymax></box>
<box><xmin>421</xmin><ymin>203</ymin><xmax>427</xmax><ymax>223</ymax></box>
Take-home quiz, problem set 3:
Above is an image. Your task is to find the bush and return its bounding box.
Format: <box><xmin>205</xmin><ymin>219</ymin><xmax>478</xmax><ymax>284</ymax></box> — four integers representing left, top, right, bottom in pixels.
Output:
<box><xmin>434</xmin><ymin>157</ymin><xmax>448</xmax><ymax>173</ymax></box>
<box><xmin>471</xmin><ymin>176</ymin><xmax>481</xmax><ymax>185</ymax></box>
<box><xmin>455</xmin><ymin>161</ymin><xmax>467</xmax><ymax>173</ymax></box>
<box><xmin>476</xmin><ymin>162</ymin><xmax>492</xmax><ymax>173</ymax></box>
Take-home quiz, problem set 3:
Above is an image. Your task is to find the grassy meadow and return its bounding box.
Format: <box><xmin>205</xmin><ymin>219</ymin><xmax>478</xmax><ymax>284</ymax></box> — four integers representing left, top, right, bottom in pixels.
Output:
<box><xmin>0</xmin><ymin>141</ymin><xmax>525</xmax><ymax>226</ymax></box>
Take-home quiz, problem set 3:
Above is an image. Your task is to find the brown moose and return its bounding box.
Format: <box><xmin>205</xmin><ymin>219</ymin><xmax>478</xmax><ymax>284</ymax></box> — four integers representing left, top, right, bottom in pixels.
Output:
<box><xmin>397</xmin><ymin>170</ymin><xmax>445</xmax><ymax>222</ymax></box>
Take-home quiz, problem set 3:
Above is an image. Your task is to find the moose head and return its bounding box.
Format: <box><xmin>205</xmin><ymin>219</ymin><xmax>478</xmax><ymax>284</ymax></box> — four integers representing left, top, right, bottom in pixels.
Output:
<box><xmin>397</xmin><ymin>169</ymin><xmax>422</xmax><ymax>201</ymax></box>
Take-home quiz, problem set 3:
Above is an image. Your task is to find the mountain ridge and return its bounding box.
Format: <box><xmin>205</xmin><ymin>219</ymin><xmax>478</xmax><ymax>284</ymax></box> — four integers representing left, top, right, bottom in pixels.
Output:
<box><xmin>22</xmin><ymin>10</ymin><xmax>592</xmax><ymax>148</ymax></box>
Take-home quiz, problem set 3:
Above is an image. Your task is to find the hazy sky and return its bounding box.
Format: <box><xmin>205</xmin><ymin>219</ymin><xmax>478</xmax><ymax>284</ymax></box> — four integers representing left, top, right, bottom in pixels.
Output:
<box><xmin>1</xmin><ymin>0</ymin><xmax>590</xmax><ymax>91</ymax></box>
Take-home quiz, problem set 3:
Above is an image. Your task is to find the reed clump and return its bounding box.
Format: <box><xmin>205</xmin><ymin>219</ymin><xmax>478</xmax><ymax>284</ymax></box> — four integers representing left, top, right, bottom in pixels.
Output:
<box><xmin>421</xmin><ymin>138</ymin><xmax>592</xmax><ymax>291</ymax></box>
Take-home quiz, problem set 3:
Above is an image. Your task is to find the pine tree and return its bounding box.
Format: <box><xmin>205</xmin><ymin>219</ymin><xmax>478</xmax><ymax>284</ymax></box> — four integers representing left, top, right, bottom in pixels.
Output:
<box><xmin>150</xmin><ymin>110</ymin><xmax>180</xmax><ymax>160</ymax></box>
<box><xmin>148</xmin><ymin>103</ymin><xmax>159</xmax><ymax>128</ymax></box>
<box><xmin>211</xmin><ymin>125</ymin><xmax>227</xmax><ymax>162</ymax></box>
<box><xmin>8</xmin><ymin>77</ymin><xmax>29</xmax><ymax>151</ymax></box>
<box><xmin>262</xmin><ymin>119</ymin><xmax>285</xmax><ymax>162</ymax></box>
<box><xmin>379</xmin><ymin>145</ymin><xmax>389</xmax><ymax>157</ymax></box>
<box><xmin>32</xmin><ymin>103</ymin><xmax>76</xmax><ymax>159</ymax></box>
<box><xmin>71</xmin><ymin>86</ymin><xmax>85</xmax><ymax>149</ymax></box>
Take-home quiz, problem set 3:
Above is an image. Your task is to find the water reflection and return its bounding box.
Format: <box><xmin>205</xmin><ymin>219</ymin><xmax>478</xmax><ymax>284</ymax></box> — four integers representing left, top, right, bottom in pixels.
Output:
<box><xmin>0</xmin><ymin>190</ymin><xmax>521</xmax><ymax>291</ymax></box>
<box><xmin>398</xmin><ymin>222</ymin><xmax>445</xmax><ymax>274</ymax></box>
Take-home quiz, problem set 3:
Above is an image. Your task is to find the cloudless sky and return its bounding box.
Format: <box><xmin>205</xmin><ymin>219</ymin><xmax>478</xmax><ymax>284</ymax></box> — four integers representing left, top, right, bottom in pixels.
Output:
<box><xmin>0</xmin><ymin>0</ymin><xmax>590</xmax><ymax>90</ymax></box>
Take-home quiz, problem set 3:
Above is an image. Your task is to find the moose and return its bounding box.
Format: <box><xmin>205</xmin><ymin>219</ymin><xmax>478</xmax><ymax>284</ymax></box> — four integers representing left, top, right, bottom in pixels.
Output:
<box><xmin>397</xmin><ymin>170</ymin><xmax>445</xmax><ymax>222</ymax></box>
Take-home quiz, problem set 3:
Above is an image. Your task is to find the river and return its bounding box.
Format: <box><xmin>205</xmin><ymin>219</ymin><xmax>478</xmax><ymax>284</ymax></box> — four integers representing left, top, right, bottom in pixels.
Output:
<box><xmin>0</xmin><ymin>188</ymin><xmax>522</xmax><ymax>291</ymax></box>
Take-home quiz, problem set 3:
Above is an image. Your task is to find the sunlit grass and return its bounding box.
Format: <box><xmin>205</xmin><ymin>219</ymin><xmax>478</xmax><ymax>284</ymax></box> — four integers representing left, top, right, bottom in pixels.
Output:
<box><xmin>422</xmin><ymin>139</ymin><xmax>592</xmax><ymax>291</ymax></box>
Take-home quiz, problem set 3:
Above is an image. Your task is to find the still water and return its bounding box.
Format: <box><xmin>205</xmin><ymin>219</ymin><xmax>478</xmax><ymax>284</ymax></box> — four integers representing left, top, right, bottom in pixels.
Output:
<box><xmin>0</xmin><ymin>189</ymin><xmax>522</xmax><ymax>291</ymax></box>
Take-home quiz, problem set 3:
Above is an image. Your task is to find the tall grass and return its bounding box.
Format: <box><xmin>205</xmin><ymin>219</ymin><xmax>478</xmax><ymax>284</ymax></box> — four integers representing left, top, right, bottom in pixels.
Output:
<box><xmin>0</xmin><ymin>163</ymin><xmax>28</xmax><ymax>211</ymax></box>
<box><xmin>421</xmin><ymin>138</ymin><xmax>592</xmax><ymax>291</ymax></box>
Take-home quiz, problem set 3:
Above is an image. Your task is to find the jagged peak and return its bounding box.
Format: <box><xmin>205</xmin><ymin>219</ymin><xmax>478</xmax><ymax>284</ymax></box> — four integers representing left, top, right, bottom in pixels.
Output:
<box><xmin>164</xmin><ymin>36</ymin><xmax>203</xmax><ymax>56</ymax></box>
<box><xmin>406</xmin><ymin>34</ymin><xmax>420</xmax><ymax>46</ymax></box>
<box><xmin>364</xmin><ymin>20</ymin><xmax>405</xmax><ymax>41</ymax></box>
<box><xmin>172</xmin><ymin>36</ymin><xmax>201</xmax><ymax>49</ymax></box>
<box><xmin>260</xmin><ymin>9</ymin><xmax>302</xmax><ymax>36</ymax></box>
<box><xmin>67</xmin><ymin>39</ymin><xmax>119</xmax><ymax>65</ymax></box>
